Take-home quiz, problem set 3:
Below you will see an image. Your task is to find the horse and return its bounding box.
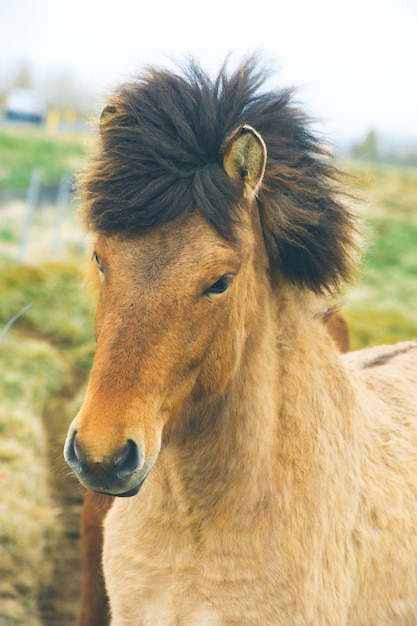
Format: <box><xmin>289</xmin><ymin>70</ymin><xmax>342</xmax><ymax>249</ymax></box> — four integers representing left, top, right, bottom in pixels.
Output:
<box><xmin>75</xmin><ymin>311</ymin><xmax>350</xmax><ymax>626</ymax></box>
<box><xmin>65</xmin><ymin>56</ymin><xmax>417</xmax><ymax>625</ymax></box>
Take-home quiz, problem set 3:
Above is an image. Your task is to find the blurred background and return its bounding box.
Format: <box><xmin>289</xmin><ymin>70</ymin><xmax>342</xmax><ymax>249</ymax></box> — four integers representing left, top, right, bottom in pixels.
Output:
<box><xmin>1</xmin><ymin>0</ymin><xmax>417</xmax><ymax>150</ymax></box>
<box><xmin>0</xmin><ymin>1</ymin><xmax>416</xmax><ymax>625</ymax></box>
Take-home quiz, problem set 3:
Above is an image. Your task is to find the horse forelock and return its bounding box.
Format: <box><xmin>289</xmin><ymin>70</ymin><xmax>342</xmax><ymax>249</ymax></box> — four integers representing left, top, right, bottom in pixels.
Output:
<box><xmin>80</xmin><ymin>54</ymin><xmax>358</xmax><ymax>293</ymax></box>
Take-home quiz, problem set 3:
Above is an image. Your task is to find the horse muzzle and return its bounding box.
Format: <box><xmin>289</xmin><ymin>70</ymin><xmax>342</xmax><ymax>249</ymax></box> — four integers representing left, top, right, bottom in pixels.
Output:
<box><xmin>64</xmin><ymin>430</ymin><xmax>151</xmax><ymax>497</ymax></box>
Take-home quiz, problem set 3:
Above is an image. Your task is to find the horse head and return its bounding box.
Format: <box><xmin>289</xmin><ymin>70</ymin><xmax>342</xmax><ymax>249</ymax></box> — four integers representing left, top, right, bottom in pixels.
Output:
<box><xmin>64</xmin><ymin>125</ymin><xmax>268</xmax><ymax>496</ymax></box>
<box><xmin>64</xmin><ymin>58</ymin><xmax>356</xmax><ymax>496</ymax></box>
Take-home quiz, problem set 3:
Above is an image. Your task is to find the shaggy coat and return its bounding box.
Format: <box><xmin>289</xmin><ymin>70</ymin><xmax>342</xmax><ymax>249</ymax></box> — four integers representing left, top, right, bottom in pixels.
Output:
<box><xmin>76</xmin><ymin>312</ymin><xmax>350</xmax><ymax>626</ymax></box>
<box><xmin>64</xmin><ymin>57</ymin><xmax>417</xmax><ymax>625</ymax></box>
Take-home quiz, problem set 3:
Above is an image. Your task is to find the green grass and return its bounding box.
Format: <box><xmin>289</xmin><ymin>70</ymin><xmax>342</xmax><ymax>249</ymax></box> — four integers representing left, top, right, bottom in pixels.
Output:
<box><xmin>0</xmin><ymin>127</ymin><xmax>87</xmax><ymax>190</ymax></box>
<box><xmin>340</xmin><ymin>161</ymin><xmax>417</xmax><ymax>349</ymax></box>
<box><xmin>0</xmin><ymin>224</ymin><xmax>18</xmax><ymax>243</ymax></box>
<box><xmin>0</xmin><ymin>261</ymin><xmax>95</xmax><ymax>350</ymax></box>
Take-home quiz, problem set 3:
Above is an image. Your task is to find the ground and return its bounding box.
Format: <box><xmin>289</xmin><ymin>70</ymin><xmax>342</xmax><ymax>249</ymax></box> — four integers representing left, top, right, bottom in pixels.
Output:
<box><xmin>38</xmin><ymin>392</ymin><xmax>84</xmax><ymax>625</ymax></box>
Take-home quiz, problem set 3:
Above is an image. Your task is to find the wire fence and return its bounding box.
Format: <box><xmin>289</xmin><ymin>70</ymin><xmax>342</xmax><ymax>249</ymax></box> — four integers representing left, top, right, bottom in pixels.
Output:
<box><xmin>0</xmin><ymin>303</ymin><xmax>33</xmax><ymax>345</ymax></box>
<box><xmin>0</xmin><ymin>168</ymin><xmax>86</xmax><ymax>263</ymax></box>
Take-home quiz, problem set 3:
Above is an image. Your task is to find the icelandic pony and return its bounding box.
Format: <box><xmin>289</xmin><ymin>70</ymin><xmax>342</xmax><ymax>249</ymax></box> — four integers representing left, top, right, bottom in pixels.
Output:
<box><xmin>65</xmin><ymin>57</ymin><xmax>417</xmax><ymax>625</ymax></box>
<box><xmin>76</xmin><ymin>310</ymin><xmax>351</xmax><ymax>626</ymax></box>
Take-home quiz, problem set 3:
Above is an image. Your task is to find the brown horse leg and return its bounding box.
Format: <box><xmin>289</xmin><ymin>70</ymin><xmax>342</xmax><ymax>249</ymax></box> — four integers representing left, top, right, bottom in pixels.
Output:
<box><xmin>77</xmin><ymin>491</ymin><xmax>114</xmax><ymax>626</ymax></box>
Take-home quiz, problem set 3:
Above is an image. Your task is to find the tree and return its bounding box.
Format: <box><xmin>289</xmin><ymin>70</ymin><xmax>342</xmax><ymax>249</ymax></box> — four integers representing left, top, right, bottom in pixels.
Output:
<box><xmin>351</xmin><ymin>130</ymin><xmax>379</xmax><ymax>161</ymax></box>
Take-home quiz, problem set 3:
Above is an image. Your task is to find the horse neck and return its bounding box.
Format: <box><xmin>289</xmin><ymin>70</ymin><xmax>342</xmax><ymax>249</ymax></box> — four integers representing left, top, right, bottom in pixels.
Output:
<box><xmin>154</xmin><ymin>290</ymin><xmax>278</xmax><ymax>513</ymax></box>
<box><xmin>159</xmin><ymin>287</ymin><xmax>355</xmax><ymax>519</ymax></box>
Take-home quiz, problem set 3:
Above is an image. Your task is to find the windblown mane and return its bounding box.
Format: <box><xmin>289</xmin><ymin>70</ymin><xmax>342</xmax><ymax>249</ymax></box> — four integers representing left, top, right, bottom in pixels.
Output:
<box><xmin>80</xmin><ymin>55</ymin><xmax>358</xmax><ymax>292</ymax></box>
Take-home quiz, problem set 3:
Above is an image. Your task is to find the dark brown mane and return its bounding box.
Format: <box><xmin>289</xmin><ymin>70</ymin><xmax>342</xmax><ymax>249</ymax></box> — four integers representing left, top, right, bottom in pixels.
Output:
<box><xmin>80</xmin><ymin>55</ymin><xmax>358</xmax><ymax>292</ymax></box>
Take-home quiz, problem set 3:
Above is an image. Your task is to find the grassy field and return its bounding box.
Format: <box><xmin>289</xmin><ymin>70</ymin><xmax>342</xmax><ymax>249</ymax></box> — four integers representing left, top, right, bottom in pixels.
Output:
<box><xmin>0</xmin><ymin>260</ymin><xmax>95</xmax><ymax>624</ymax></box>
<box><xmin>342</xmin><ymin>162</ymin><xmax>417</xmax><ymax>348</ymax></box>
<box><xmin>0</xmin><ymin>127</ymin><xmax>416</xmax><ymax>623</ymax></box>
<box><xmin>0</xmin><ymin>127</ymin><xmax>89</xmax><ymax>191</ymax></box>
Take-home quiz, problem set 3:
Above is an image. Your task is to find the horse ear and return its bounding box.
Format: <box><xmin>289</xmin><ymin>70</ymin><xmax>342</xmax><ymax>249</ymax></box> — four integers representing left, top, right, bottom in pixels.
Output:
<box><xmin>99</xmin><ymin>104</ymin><xmax>117</xmax><ymax>134</ymax></box>
<box><xmin>223</xmin><ymin>125</ymin><xmax>267</xmax><ymax>194</ymax></box>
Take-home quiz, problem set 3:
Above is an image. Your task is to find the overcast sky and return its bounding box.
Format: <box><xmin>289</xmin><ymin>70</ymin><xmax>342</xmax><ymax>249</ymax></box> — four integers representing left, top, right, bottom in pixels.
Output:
<box><xmin>1</xmin><ymin>0</ymin><xmax>416</xmax><ymax>145</ymax></box>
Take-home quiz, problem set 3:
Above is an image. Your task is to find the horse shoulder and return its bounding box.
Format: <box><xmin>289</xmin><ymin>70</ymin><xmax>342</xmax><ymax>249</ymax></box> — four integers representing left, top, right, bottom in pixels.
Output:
<box><xmin>343</xmin><ymin>341</ymin><xmax>417</xmax><ymax>418</ymax></box>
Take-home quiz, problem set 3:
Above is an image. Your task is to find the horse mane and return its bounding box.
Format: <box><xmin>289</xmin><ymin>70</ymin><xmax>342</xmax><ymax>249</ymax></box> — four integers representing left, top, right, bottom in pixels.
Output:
<box><xmin>80</xmin><ymin>55</ymin><xmax>358</xmax><ymax>293</ymax></box>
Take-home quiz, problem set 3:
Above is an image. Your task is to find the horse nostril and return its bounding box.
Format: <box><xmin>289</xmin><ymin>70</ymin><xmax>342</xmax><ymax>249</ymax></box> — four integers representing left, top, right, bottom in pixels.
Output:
<box><xmin>114</xmin><ymin>439</ymin><xmax>143</xmax><ymax>479</ymax></box>
<box><xmin>64</xmin><ymin>432</ymin><xmax>144</xmax><ymax>486</ymax></box>
<box><xmin>64</xmin><ymin>430</ymin><xmax>82</xmax><ymax>475</ymax></box>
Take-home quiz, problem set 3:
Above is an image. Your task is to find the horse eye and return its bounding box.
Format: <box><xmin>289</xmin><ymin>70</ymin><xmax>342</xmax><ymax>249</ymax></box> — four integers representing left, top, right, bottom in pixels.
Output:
<box><xmin>203</xmin><ymin>275</ymin><xmax>233</xmax><ymax>296</ymax></box>
<box><xmin>92</xmin><ymin>252</ymin><xmax>104</xmax><ymax>274</ymax></box>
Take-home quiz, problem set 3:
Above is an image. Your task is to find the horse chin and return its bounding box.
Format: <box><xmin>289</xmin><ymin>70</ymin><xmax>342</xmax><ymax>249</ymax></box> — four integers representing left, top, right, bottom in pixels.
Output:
<box><xmin>93</xmin><ymin>482</ymin><xmax>143</xmax><ymax>498</ymax></box>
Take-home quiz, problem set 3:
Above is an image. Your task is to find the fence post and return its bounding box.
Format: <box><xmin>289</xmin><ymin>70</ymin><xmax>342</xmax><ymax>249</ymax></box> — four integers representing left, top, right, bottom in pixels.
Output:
<box><xmin>50</xmin><ymin>173</ymin><xmax>72</xmax><ymax>258</ymax></box>
<box><xmin>18</xmin><ymin>167</ymin><xmax>42</xmax><ymax>264</ymax></box>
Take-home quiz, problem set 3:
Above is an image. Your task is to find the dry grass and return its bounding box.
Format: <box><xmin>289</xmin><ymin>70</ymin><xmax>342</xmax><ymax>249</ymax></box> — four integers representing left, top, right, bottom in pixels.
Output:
<box><xmin>345</xmin><ymin>161</ymin><xmax>417</xmax><ymax>224</ymax></box>
<box><xmin>0</xmin><ymin>334</ymin><xmax>63</xmax><ymax>625</ymax></box>
<box><xmin>0</xmin><ymin>259</ymin><xmax>94</xmax><ymax>625</ymax></box>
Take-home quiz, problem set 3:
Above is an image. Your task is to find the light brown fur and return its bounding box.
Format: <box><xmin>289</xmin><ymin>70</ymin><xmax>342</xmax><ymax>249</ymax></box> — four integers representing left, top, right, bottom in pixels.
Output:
<box><xmin>64</xmin><ymin>59</ymin><xmax>417</xmax><ymax>625</ymax></box>
<box><xmin>75</xmin><ymin>310</ymin><xmax>350</xmax><ymax>626</ymax></box>
<box><xmin>67</xmin><ymin>207</ymin><xmax>417</xmax><ymax>624</ymax></box>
